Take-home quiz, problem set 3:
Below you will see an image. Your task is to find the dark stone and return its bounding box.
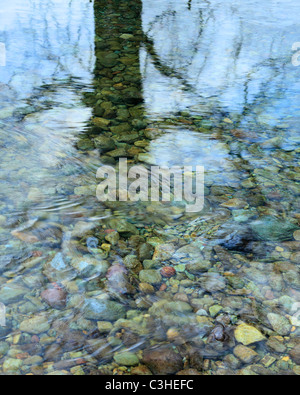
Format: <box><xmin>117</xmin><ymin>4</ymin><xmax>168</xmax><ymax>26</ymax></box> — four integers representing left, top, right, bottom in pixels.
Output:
<box><xmin>86</xmin><ymin>339</ymin><xmax>113</xmax><ymax>361</ymax></box>
<box><xmin>142</xmin><ymin>346</ymin><xmax>183</xmax><ymax>375</ymax></box>
<box><xmin>44</xmin><ymin>343</ymin><xmax>63</xmax><ymax>363</ymax></box>
<box><xmin>290</xmin><ymin>344</ymin><xmax>300</xmax><ymax>365</ymax></box>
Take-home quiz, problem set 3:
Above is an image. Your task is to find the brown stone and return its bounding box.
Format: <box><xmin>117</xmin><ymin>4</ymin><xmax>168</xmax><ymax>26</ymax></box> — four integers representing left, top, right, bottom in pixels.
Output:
<box><xmin>142</xmin><ymin>346</ymin><xmax>183</xmax><ymax>375</ymax></box>
<box><xmin>290</xmin><ymin>344</ymin><xmax>300</xmax><ymax>365</ymax></box>
<box><xmin>41</xmin><ymin>285</ymin><xmax>67</xmax><ymax>309</ymax></box>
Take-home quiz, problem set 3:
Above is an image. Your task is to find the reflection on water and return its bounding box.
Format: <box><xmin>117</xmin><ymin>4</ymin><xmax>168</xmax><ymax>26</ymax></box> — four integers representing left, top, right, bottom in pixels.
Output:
<box><xmin>0</xmin><ymin>0</ymin><xmax>299</xmax><ymax>376</ymax></box>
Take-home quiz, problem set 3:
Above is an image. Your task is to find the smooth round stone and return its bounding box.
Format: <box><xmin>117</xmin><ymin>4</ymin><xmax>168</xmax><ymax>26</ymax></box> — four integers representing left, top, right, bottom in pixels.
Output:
<box><xmin>114</xmin><ymin>352</ymin><xmax>139</xmax><ymax>366</ymax></box>
<box><xmin>97</xmin><ymin>321</ymin><xmax>113</xmax><ymax>334</ymax></box>
<box><xmin>83</xmin><ymin>299</ymin><xmax>126</xmax><ymax>321</ymax></box>
<box><xmin>19</xmin><ymin>315</ymin><xmax>50</xmax><ymax>335</ymax></box>
<box><xmin>267</xmin><ymin>313</ymin><xmax>292</xmax><ymax>336</ymax></box>
<box><xmin>0</xmin><ymin>342</ymin><xmax>9</xmax><ymax>357</ymax></box>
<box><xmin>139</xmin><ymin>270</ymin><xmax>162</xmax><ymax>285</ymax></box>
<box><xmin>3</xmin><ymin>358</ymin><xmax>23</xmax><ymax>373</ymax></box>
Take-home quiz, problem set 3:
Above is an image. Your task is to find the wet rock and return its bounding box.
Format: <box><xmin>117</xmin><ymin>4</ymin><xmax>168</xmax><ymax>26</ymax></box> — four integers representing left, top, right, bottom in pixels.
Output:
<box><xmin>196</xmin><ymin>317</ymin><xmax>215</xmax><ymax>337</ymax></box>
<box><xmin>23</xmin><ymin>356</ymin><xmax>43</xmax><ymax>366</ymax></box>
<box><xmin>86</xmin><ymin>338</ymin><xmax>112</xmax><ymax>361</ymax></box>
<box><xmin>153</xmin><ymin>244</ymin><xmax>176</xmax><ymax>261</ymax></box>
<box><xmin>251</xmin><ymin>217</ymin><xmax>299</xmax><ymax>242</ymax></box>
<box><xmin>131</xmin><ymin>365</ymin><xmax>152</xmax><ymax>375</ymax></box>
<box><xmin>20</xmin><ymin>315</ymin><xmax>50</xmax><ymax>335</ymax></box>
<box><xmin>267</xmin><ymin>313</ymin><xmax>292</xmax><ymax>336</ymax></box>
<box><xmin>97</xmin><ymin>321</ymin><xmax>113</xmax><ymax>334</ymax></box>
<box><xmin>293</xmin><ymin>230</ymin><xmax>300</xmax><ymax>241</ymax></box>
<box><xmin>139</xmin><ymin>270</ymin><xmax>162</xmax><ymax>285</ymax></box>
<box><xmin>161</xmin><ymin>266</ymin><xmax>176</xmax><ymax>278</ymax></box>
<box><xmin>71</xmin><ymin>257</ymin><xmax>109</xmax><ymax>278</ymax></box>
<box><xmin>234</xmin><ymin>345</ymin><xmax>259</xmax><ymax>364</ymax></box>
<box><xmin>114</xmin><ymin>351</ymin><xmax>139</xmax><ymax>366</ymax></box>
<box><xmin>43</xmin><ymin>253</ymin><xmax>75</xmax><ymax>282</ymax></box>
<box><xmin>209</xmin><ymin>305</ymin><xmax>223</xmax><ymax>318</ymax></box>
<box><xmin>221</xmin><ymin>198</ymin><xmax>248</xmax><ymax>209</ymax></box>
<box><xmin>142</xmin><ymin>346</ymin><xmax>183</xmax><ymax>375</ymax></box>
<box><xmin>41</xmin><ymin>284</ymin><xmax>67</xmax><ymax>309</ymax></box>
<box><xmin>186</xmin><ymin>261</ymin><xmax>212</xmax><ymax>274</ymax></box>
<box><xmin>98</xmin><ymin>53</ymin><xmax>119</xmax><ymax>68</ymax></box>
<box><xmin>139</xmin><ymin>283</ymin><xmax>155</xmax><ymax>294</ymax></box>
<box><xmin>94</xmin><ymin>136</ymin><xmax>116</xmax><ymax>152</ymax></box>
<box><xmin>123</xmin><ymin>255</ymin><xmax>143</xmax><ymax>273</ymax></box>
<box><xmin>0</xmin><ymin>283</ymin><xmax>28</xmax><ymax>304</ymax></box>
<box><xmin>105</xmin><ymin>231</ymin><xmax>120</xmax><ymax>245</ymax></box>
<box><xmin>106</xmin><ymin>263</ymin><xmax>134</xmax><ymax>295</ymax></box>
<box><xmin>219</xmin><ymin>227</ymin><xmax>254</xmax><ymax>251</ymax></box>
<box><xmin>3</xmin><ymin>358</ymin><xmax>23</xmax><ymax>374</ymax></box>
<box><xmin>11</xmin><ymin>231</ymin><xmax>39</xmax><ymax>244</ymax></box>
<box><xmin>289</xmin><ymin>344</ymin><xmax>300</xmax><ymax>364</ymax></box>
<box><xmin>0</xmin><ymin>342</ymin><xmax>9</xmax><ymax>358</ymax></box>
<box><xmin>77</xmin><ymin>138</ymin><xmax>94</xmax><ymax>150</ymax></box>
<box><xmin>44</xmin><ymin>343</ymin><xmax>63</xmax><ymax>362</ymax></box>
<box><xmin>92</xmin><ymin>117</ymin><xmax>111</xmax><ymax>130</ymax></box>
<box><xmin>83</xmin><ymin>298</ymin><xmax>126</xmax><ymax>321</ymax></box>
<box><xmin>59</xmin><ymin>330</ymin><xmax>86</xmax><ymax>353</ymax></box>
<box><xmin>199</xmin><ymin>273</ymin><xmax>227</xmax><ymax>292</ymax></box>
<box><xmin>188</xmin><ymin>348</ymin><xmax>204</xmax><ymax>371</ymax></box>
<box><xmin>224</xmin><ymin>354</ymin><xmax>242</xmax><ymax>370</ymax></box>
<box><xmin>108</xmin><ymin>218</ymin><xmax>139</xmax><ymax>236</ymax></box>
<box><xmin>138</xmin><ymin>243</ymin><xmax>154</xmax><ymax>261</ymax></box>
<box><xmin>266</xmin><ymin>337</ymin><xmax>287</xmax><ymax>353</ymax></box>
<box><xmin>234</xmin><ymin>323</ymin><xmax>266</xmax><ymax>346</ymax></box>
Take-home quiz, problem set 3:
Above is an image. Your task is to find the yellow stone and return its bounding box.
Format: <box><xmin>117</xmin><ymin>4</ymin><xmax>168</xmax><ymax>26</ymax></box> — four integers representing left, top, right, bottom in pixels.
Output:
<box><xmin>234</xmin><ymin>323</ymin><xmax>266</xmax><ymax>346</ymax></box>
<box><xmin>293</xmin><ymin>230</ymin><xmax>300</xmax><ymax>241</ymax></box>
<box><xmin>13</xmin><ymin>335</ymin><xmax>21</xmax><ymax>345</ymax></box>
<box><xmin>275</xmin><ymin>246</ymin><xmax>284</xmax><ymax>252</ymax></box>
<box><xmin>101</xmin><ymin>243</ymin><xmax>111</xmax><ymax>252</ymax></box>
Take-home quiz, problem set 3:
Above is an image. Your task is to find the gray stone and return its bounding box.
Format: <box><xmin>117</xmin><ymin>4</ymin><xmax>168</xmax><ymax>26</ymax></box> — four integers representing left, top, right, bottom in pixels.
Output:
<box><xmin>83</xmin><ymin>299</ymin><xmax>126</xmax><ymax>321</ymax></box>
<box><xmin>20</xmin><ymin>315</ymin><xmax>50</xmax><ymax>335</ymax></box>
<box><xmin>0</xmin><ymin>342</ymin><xmax>9</xmax><ymax>357</ymax></box>
<box><xmin>0</xmin><ymin>283</ymin><xmax>28</xmax><ymax>304</ymax></box>
<box><xmin>3</xmin><ymin>358</ymin><xmax>23</xmax><ymax>373</ymax></box>
<box><xmin>186</xmin><ymin>261</ymin><xmax>212</xmax><ymax>274</ymax></box>
<box><xmin>199</xmin><ymin>273</ymin><xmax>227</xmax><ymax>292</ymax></box>
<box><xmin>234</xmin><ymin>345</ymin><xmax>259</xmax><ymax>364</ymax></box>
<box><xmin>251</xmin><ymin>217</ymin><xmax>299</xmax><ymax>242</ymax></box>
<box><xmin>94</xmin><ymin>136</ymin><xmax>116</xmax><ymax>152</ymax></box>
<box><xmin>267</xmin><ymin>313</ymin><xmax>292</xmax><ymax>336</ymax></box>
<box><xmin>108</xmin><ymin>218</ymin><xmax>139</xmax><ymax>236</ymax></box>
<box><xmin>139</xmin><ymin>270</ymin><xmax>162</xmax><ymax>285</ymax></box>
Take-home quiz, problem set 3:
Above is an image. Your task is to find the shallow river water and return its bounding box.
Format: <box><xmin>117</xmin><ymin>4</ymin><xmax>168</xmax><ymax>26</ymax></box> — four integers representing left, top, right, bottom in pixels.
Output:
<box><xmin>0</xmin><ymin>0</ymin><xmax>299</xmax><ymax>375</ymax></box>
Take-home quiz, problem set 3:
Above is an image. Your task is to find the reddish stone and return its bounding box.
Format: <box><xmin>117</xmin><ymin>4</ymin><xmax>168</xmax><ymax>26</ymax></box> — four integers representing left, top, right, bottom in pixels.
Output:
<box><xmin>16</xmin><ymin>353</ymin><xmax>29</xmax><ymax>360</ymax></box>
<box><xmin>32</xmin><ymin>251</ymin><xmax>43</xmax><ymax>257</ymax></box>
<box><xmin>41</xmin><ymin>284</ymin><xmax>67</xmax><ymax>309</ymax></box>
<box><xmin>76</xmin><ymin>358</ymin><xmax>87</xmax><ymax>365</ymax></box>
<box><xmin>160</xmin><ymin>266</ymin><xmax>176</xmax><ymax>278</ymax></box>
<box><xmin>159</xmin><ymin>284</ymin><xmax>167</xmax><ymax>292</ymax></box>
